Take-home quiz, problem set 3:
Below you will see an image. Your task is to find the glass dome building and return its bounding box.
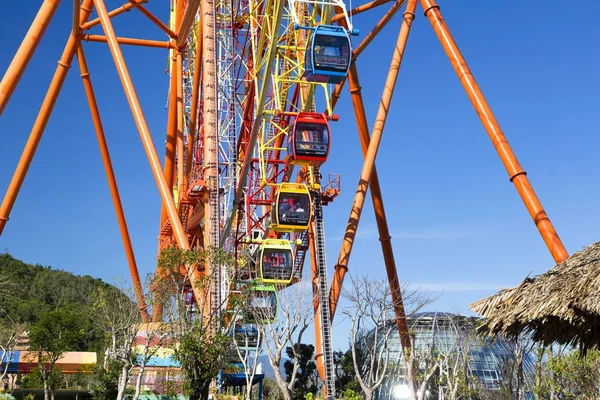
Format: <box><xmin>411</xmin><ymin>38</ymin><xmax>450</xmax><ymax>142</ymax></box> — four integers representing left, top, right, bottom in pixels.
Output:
<box><xmin>364</xmin><ymin>312</ymin><xmax>535</xmax><ymax>399</ymax></box>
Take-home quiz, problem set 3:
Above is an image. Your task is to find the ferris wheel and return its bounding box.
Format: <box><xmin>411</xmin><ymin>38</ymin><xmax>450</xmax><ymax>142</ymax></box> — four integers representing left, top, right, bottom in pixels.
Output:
<box><xmin>0</xmin><ymin>0</ymin><xmax>573</xmax><ymax>398</ymax></box>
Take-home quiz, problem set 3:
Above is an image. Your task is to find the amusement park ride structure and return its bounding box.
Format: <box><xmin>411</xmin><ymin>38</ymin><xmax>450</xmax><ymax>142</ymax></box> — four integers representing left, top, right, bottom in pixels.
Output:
<box><xmin>0</xmin><ymin>0</ymin><xmax>572</xmax><ymax>397</ymax></box>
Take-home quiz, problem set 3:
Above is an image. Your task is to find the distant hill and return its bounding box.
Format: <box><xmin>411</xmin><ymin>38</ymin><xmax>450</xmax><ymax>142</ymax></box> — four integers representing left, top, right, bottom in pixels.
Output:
<box><xmin>0</xmin><ymin>252</ymin><xmax>120</xmax><ymax>352</ymax></box>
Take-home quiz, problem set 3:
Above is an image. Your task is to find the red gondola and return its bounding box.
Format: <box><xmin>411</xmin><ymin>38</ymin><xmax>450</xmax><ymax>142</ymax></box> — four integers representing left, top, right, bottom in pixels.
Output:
<box><xmin>286</xmin><ymin>112</ymin><xmax>330</xmax><ymax>166</ymax></box>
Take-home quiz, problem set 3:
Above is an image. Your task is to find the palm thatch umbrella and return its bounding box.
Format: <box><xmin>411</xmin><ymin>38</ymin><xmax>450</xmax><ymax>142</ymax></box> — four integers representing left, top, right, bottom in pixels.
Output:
<box><xmin>470</xmin><ymin>240</ymin><xmax>600</xmax><ymax>353</ymax></box>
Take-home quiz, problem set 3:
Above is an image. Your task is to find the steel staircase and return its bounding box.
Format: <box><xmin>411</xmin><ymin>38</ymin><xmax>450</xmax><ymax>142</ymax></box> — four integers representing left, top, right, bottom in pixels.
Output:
<box><xmin>312</xmin><ymin>188</ymin><xmax>336</xmax><ymax>399</ymax></box>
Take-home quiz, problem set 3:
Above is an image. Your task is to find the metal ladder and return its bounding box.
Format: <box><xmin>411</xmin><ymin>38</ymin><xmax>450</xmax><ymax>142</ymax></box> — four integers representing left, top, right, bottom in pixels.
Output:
<box><xmin>312</xmin><ymin>188</ymin><xmax>336</xmax><ymax>399</ymax></box>
<box><xmin>203</xmin><ymin>0</ymin><xmax>221</xmax><ymax>330</ymax></box>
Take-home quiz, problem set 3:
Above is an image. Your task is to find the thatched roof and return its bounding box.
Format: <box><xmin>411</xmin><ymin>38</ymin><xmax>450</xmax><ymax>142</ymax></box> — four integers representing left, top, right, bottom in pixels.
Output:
<box><xmin>470</xmin><ymin>240</ymin><xmax>600</xmax><ymax>352</ymax></box>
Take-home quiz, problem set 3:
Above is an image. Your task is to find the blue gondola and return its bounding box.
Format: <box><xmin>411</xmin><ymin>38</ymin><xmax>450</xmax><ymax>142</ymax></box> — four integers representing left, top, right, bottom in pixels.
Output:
<box><xmin>245</xmin><ymin>284</ymin><xmax>278</xmax><ymax>324</ymax></box>
<box><xmin>303</xmin><ymin>25</ymin><xmax>352</xmax><ymax>84</ymax></box>
<box><xmin>233</xmin><ymin>320</ymin><xmax>261</xmax><ymax>350</ymax></box>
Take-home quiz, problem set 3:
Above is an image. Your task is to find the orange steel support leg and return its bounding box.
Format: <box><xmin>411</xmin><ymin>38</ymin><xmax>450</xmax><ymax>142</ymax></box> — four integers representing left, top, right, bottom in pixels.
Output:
<box><xmin>176</xmin><ymin>50</ymin><xmax>185</xmax><ymax>194</ymax></box>
<box><xmin>93</xmin><ymin>0</ymin><xmax>210</xmax><ymax>311</ymax></box>
<box><xmin>0</xmin><ymin>0</ymin><xmax>62</xmax><ymax>116</ymax></box>
<box><xmin>329</xmin><ymin>0</ymin><xmax>416</xmax><ymax>329</ymax></box>
<box><xmin>82</xmin><ymin>0</ymin><xmax>177</xmax><ymax>39</ymax></box>
<box><xmin>162</xmin><ymin>55</ymin><xmax>178</xmax><ymax>217</ymax></box>
<box><xmin>331</xmin><ymin>0</ymin><xmax>407</xmax><ymax>110</ymax></box>
<box><xmin>77</xmin><ymin>46</ymin><xmax>150</xmax><ymax>322</ymax></box>
<box><xmin>186</xmin><ymin>18</ymin><xmax>203</xmax><ymax>178</ymax></box>
<box><xmin>177</xmin><ymin>0</ymin><xmax>201</xmax><ymax>48</ymax></box>
<box><xmin>420</xmin><ymin>0</ymin><xmax>568</xmax><ymax>263</ymax></box>
<box><xmin>0</xmin><ymin>0</ymin><xmax>95</xmax><ymax>236</ymax></box>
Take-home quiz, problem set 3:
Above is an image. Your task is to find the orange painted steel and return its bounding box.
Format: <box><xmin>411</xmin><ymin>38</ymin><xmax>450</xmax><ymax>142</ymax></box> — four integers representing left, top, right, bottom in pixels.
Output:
<box><xmin>329</xmin><ymin>0</ymin><xmax>416</xmax><ymax>327</ymax></box>
<box><xmin>353</xmin><ymin>0</ymin><xmax>406</xmax><ymax>58</ymax></box>
<box><xmin>186</xmin><ymin>17</ymin><xmax>203</xmax><ymax>178</ymax></box>
<box><xmin>76</xmin><ymin>45</ymin><xmax>150</xmax><ymax>322</ymax></box>
<box><xmin>135</xmin><ymin>4</ymin><xmax>178</xmax><ymax>39</ymax></box>
<box><xmin>176</xmin><ymin>50</ymin><xmax>185</xmax><ymax>195</ymax></box>
<box><xmin>177</xmin><ymin>0</ymin><xmax>201</xmax><ymax>49</ymax></box>
<box><xmin>73</xmin><ymin>0</ymin><xmax>80</xmax><ymax>36</ymax></box>
<box><xmin>0</xmin><ymin>0</ymin><xmax>95</xmax><ymax>236</ymax></box>
<box><xmin>82</xmin><ymin>0</ymin><xmax>147</xmax><ymax>30</ymax></box>
<box><xmin>332</xmin><ymin>0</ymin><xmax>393</xmax><ymax>22</ymax></box>
<box><xmin>344</xmin><ymin>59</ymin><xmax>414</xmax><ymax>353</ymax></box>
<box><xmin>420</xmin><ymin>0</ymin><xmax>569</xmax><ymax>264</ymax></box>
<box><xmin>81</xmin><ymin>0</ymin><xmax>177</xmax><ymax>40</ymax></box>
<box><xmin>330</xmin><ymin>0</ymin><xmax>407</xmax><ymax>110</ymax></box>
<box><xmin>92</xmin><ymin>0</ymin><xmax>187</xmax><ymax>246</ymax></box>
<box><xmin>82</xmin><ymin>34</ymin><xmax>172</xmax><ymax>48</ymax></box>
<box><xmin>93</xmin><ymin>0</ymin><xmax>210</xmax><ymax>312</ymax></box>
<box><xmin>0</xmin><ymin>0</ymin><xmax>62</xmax><ymax>116</ymax></box>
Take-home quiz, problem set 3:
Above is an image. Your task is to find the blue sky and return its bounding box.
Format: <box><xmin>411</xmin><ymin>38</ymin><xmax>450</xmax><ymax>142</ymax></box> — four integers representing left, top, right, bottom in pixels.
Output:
<box><xmin>1</xmin><ymin>1</ymin><xmax>599</xmax><ymax>351</ymax></box>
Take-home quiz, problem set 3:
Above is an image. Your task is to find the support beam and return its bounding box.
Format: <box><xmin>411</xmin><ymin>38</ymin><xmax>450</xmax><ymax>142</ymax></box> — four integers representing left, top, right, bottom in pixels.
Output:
<box><xmin>136</xmin><ymin>4</ymin><xmax>178</xmax><ymax>38</ymax></box>
<box><xmin>330</xmin><ymin>0</ymin><xmax>407</xmax><ymax>110</ymax></box>
<box><xmin>82</xmin><ymin>0</ymin><xmax>147</xmax><ymax>30</ymax></box>
<box><xmin>332</xmin><ymin>0</ymin><xmax>393</xmax><ymax>22</ymax></box>
<box><xmin>176</xmin><ymin>50</ymin><xmax>185</xmax><ymax>195</ymax></box>
<box><xmin>0</xmin><ymin>0</ymin><xmax>62</xmax><ymax>116</ymax></box>
<box><xmin>92</xmin><ymin>0</ymin><xmax>210</xmax><ymax>311</ymax></box>
<box><xmin>0</xmin><ymin>0</ymin><xmax>95</xmax><ymax>235</ymax></box>
<box><xmin>186</xmin><ymin>15</ymin><xmax>203</xmax><ymax>179</ymax></box>
<box><xmin>82</xmin><ymin>0</ymin><xmax>177</xmax><ymax>38</ymax></box>
<box><xmin>420</xmin><ymin>0</ymin><xmax>568</xmax><ymax>263</ymax></box>
<box><xmin>177</xmin><ymin>0</ymin><xmax>201</xmax><ymax>49</ymax></box>
<box><xmin>82</xmin><ymin>34</ymin><xmax>172</xmax><ymax>48</ymax></box>
<box><xmin>73</xmin><ymin>0</ymin><xmax>81</xmax><ymax>36</ymax></box>
<box><xmin>328</xmin><ymin>0</ymin><xmax>416</xmax><ymax>331</ymax></box>
<box><xmin>76</xmin><ymin>46</ymin><xmax>150</xmax><ymax>322</ymax></box>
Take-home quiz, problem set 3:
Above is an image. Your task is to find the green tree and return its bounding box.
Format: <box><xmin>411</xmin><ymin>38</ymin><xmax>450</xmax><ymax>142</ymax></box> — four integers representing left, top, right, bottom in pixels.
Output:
<box><xmin>538</xmin><ymin>348</ymin><xmax>600</xmax><ymax>399</ymax></box>
<box><xmin>157</xmin><ymin>246</ymin><xmax>236</xmax><ymax>400</ymax></box>
<box><xmin>0</xmin><ymin>253</ymin><xmax>113</xmax><ymax>352</ymax></box>
<box><xmin>27</xmin><ymin>307</ymin><xmax>86</xmax><ymax>400</ymax></box>
<box><xmin>334</xmin><ymin>349</ymin><xmax>361</xmax><ymax>394</ymax></box>
<box><xmin>89</xmin><ymin>359</ymin><xmax>124</xmax><ymax>400</ymax></box>
<box><xmin>91</xmin><ymin>280</ymin><xmax>142</xmax><ymax>400</ymax></box>
<box><xmin>284</xmin><ymin>344</ymin><xmax>318</xmax><ymax>399</ymax></box>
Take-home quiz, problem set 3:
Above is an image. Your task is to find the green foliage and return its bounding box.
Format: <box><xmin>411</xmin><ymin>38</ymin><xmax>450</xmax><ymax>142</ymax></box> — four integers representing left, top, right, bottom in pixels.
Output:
<box><xmin>253</xmin><ymin>378</ymin><xmax>284</xmax><ymax>400</ymax></box>
<box><xmin>159</xmin><ymin>246</ymin><xmax>237</xmax><ymax>400</ymax></box>
<box><xmin>89</xmin><ymin>360</ymin><xmax>123</xmax><ymax>400</ymax></box>
<box><xmin>284</xmin><ymin>344</ymin><xmax>318</xmax><ymax>400</ymax></box>
<box><xmin>0</xmin><ymin>252</ymin><xmax>118</xmax><ymax>352</ymax></box>
<box><xmin>175</xmin><ymin>328</ymin><xmax>231</xmax><ymax>399</ymax></box>
<box><xmin>334</xmin><ymin>350</ymin><xmax>360</xmax><ymax>394</ymax></box>
<box><xmin>536</xmin><ymin>349</ymin><xmax>600</xmax><ymax>399</ymax></box>
<box><xmin>340</xmin><ymin>388</ymin><xmax>362</xmax><ymax>400</ymax></box>
<box><xmin>28</xmin><ymin>306</ymin><xmax>87</xmax><ymax>357</ymax></box>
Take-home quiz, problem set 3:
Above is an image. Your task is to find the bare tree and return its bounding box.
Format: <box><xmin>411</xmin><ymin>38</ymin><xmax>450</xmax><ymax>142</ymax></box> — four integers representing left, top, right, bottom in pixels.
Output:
<box><xmin>0</xmin><ymin>316</ymin><xmax>24</xmax><ymax>384</ymax></box>
<box><xmin>132</xmin><ymin>321</ymin><xmax>170</xmax><ymax>400</ymax></box>
<box><xmin>249</xmin><ymin>281</ymin><xmax>313</xmax><ymax>400</ymax></box>
<box><xmin>404</xmin><ymin>341</ymin><xmax>439</xmax><ymax>400</ymax></box>
<box><xmin>230</xmin><ymin>313</ymin><xmax>264</xmax><ymax>400</ymax></box>
<box><xmin>342</xmin><ymin>275</ymin><xmax>433</xmax><ymax>400</ymax></box>
<box><xmin>91</xmin><ymin>278</ymin><xmax>142</xmax><ymax>400</ymax></box>
<box><xmin>496</xmin><ymin>334</ymin><xmax>535</xmax><ymax>400</ymax></box>
<box><xmin>434</xmin><ymin>316</ymin><xmax>480</xmax><ymax>400</ymax></box>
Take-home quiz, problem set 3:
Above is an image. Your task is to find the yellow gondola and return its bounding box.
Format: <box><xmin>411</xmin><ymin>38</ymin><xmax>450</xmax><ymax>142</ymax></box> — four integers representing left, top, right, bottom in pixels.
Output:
<box><xmin>258</xmin><ymin>238</ymin><xmax>295</xmax><ymax>285</ymax></box>
<box><xmin>269</xmin><ymin>182</ymin><xmax>312</xmax><ymax>232</ymax></box>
